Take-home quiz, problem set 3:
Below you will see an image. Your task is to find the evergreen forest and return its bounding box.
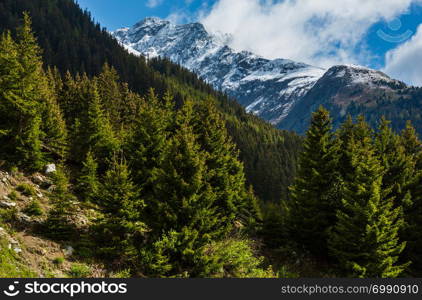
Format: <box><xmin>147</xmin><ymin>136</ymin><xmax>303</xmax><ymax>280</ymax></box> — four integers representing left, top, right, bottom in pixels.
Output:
<box><xmin>0</xmin><ymin>0</ymin><xmax>421</xmax><ymax>278</ymax></box>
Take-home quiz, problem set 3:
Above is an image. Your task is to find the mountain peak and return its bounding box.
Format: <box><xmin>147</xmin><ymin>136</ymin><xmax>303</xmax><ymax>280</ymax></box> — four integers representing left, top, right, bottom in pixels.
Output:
<box><xmin>112</xmin><ymin>17</ymin><xmax>413</xmax><ymax>134</ymax></box>
<box><xmin>134</xmin><ymin>16</ymin><xmax>169</xmax><ymax>28</ymax></box>
<box><xmin>325</xmin><ymin>64</ymin><xmax>405</xmax><ymax>88</ymax></box>
<box><xmin>112</xmin><ymin>18</ymin><xmax>325</xmax><ymax>125</ymax></box>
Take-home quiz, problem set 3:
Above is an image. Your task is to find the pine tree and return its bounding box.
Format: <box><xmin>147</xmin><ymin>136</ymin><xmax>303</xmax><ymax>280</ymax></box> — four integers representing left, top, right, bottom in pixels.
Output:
<box><xmin>337</xmin><ymin>115</ymin><xmax>374</xmax><ymax>178</ymax></box>
<box><xmin>375</xmin><ymin>117</ymin><xmax>413</xmax><ymax>209</ymax></box>
<box><xmin>40</xmin><ymin>68</ymin><xmax>68</xmax><ymax>159</ymax></box>
<box><xmin>96</xmin><ymin>156</ymin><xmax>147</xmax><ymax>259</ymax></box>
<box><xmin>44</xmin><ymin>166</ymin><xmax>76</xmax><ymax>240</ymax></box>
<box><xmin>96</xmin><ymin>63</ymin><xmax>123</xmax><ymax>129</ymax></box>
<box><xmin>400</xmin><ymin>121</ymin><xmax>422</xmax><ymax>274</ymax></box>
<box><xmin>260</xmin><ymin>202</ymin><xmax>289</xmax><ymax>249</ymax></box>
<box><xmin>17</xmin><ymin>114</ymin><xmax>44</xmax><ymax>171</ymax></box>
<box><xmin>149</xmin><ymin>122</ymin><xmax>219</xmax><ymax>236</ymax></box>
<box><xmin>192</xmin><ymin>99</ymin><xmax>256</xmax><ymax>235</ymax></box>
<box><xmin>76</xmin><ymin>151</ymin><xmax>100</xmax><ymax>202</ymax></box>
<box><xmin>15</xmin><ymin>13</ymin><xmax>46</xmax><ymax>169</ymax></box>
<box><xmin>0</xmin><ymin>14</ymin><xmax>45</xmax><ymax>169</ymax></box>
<box><xmin>127</xmin><ymin>89</ymin><xmax>172</xmax><ymax>197</ymax></box>
<box><xmin>240</xmin><ymin>185</ymin><xmax>263</xmax><ymax>233</ymax></box>
<box><xmin>406</xmin><ymin>170</ymin><xmax>422</xmax><ymax>275</ymax></box>
<box><xmin>400</xmin><ymin>121</ymin><xmax>422</xmax><ymax>170</ymax></box>
<box><xmin>0</xmin><ymin>30</ymin><xmax>20</xmax><ymax>146</ymax></box>
<box><xmin>59</xmin><ymin>71</ymin><xmax>83</xmax><ymax>127</ymax></box>
<box><xmin>71</xmin><ymin>79</ymin><xmax>119</xmax><ymax>167</ymax></box>
<box><xmin>328</xmin><ymin>133</ymin><xmax>409</xmax><ymax>278</ymax></box>
<box><xmin>289</xmin><ymin>106</ymin><xmax>340</xmax><ymax>255</ymax></box>
<box><xmin>142</xmin><ymin>121</ymin><xmax>220</xmax><ymax>276</ymax></box>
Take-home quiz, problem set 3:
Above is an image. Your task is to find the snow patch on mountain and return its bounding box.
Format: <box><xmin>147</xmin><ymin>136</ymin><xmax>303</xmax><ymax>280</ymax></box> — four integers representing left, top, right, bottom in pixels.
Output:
<box><xmin>327</xmin><ymin>64</ymin><xmax>399</xmax><ymax>88</ymax></box>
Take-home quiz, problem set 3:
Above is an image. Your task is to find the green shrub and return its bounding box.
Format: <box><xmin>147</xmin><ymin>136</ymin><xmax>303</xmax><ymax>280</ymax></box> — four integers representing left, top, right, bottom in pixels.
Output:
<box><xmin>8</xmin><ymin>191</ymin><xmax>18</xmax><ymax>201</ymax></box>
<box><xmin>53</xmin><ymin>257</ymin><xmax>65</xmax><ymax>265</ymax></box>
<box><xmin>0</xmin><ymin>208</ymin><xmax>18</xmax><ymax>223</ymax></box>
<box><xmin>23</xmin><ymin>200</ymin><xmax>43</xmax><ymax>216</ymax></box>
<box><xmin>16</xmin><ymin>183</ymin><xmax>37</xmax><ymax>197</ymax></box>
<box><xmin>199</xmin><ymin>238</ymin><xmax>276</xmax><ymax>278</ymax></box>
<box><xmin>68</xmin><ymin>263</ymin><xmax>91</xmax><ymax>278</ymax></box>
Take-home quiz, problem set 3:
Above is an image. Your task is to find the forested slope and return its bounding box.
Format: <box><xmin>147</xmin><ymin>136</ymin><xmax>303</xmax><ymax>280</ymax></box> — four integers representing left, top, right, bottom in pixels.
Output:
<box><xmin>0</xmin><ymin>0</ymin><xmax>301</xmax><ymax>203</ymax></box>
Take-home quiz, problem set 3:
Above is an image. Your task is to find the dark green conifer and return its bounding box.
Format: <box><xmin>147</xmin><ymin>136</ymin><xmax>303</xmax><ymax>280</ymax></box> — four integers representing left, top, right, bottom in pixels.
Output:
<box><xmin>142</xmin><ymin>121</ymin><xmax>220</xmax><ymax>276</ymax></box>
<box><xmin>329</xmin><ymin>132</ymin><xmax>408</xmax><ymax>278</ymax></box>
<box><xmin>96</xmin><ymin>63</ymin><xmax>123</xmax><ymax>128</ymax></box>
<box><xmin>400</xmin><ymin>122</ymin><xmax>422</xmax><ymax>275</ymax></box>
<box><xmin>0</xmin><ymin>14</ymin><xmax>45</xmax><ymax>169</ymax></box>
<box><xmin>192</xmin><ymin>99</ymin><xmax>256</xmax><ymax>235</ymax></box>
<box><xmin>375</xmin><ymin>117</ymin><xmax>413</xmax><ymax>209</ymax></box>
<box><xmin>76</xmin><ymin>151</ymin><xmax>100</xmax><ymax>202</ymax></box>
<box><xmin>70</xmin><ymin>78</ymin><xmax>119</xmax><ymax>167</ymax></box>
<box><xmin>289</xmin><ymin>106</ymin><xmax>340</xmax><ymax>254</ymax></box>
<box><xmin>96</xmin><ymin>156</ymin><xmax>147</xmax><ymax>259</ymax></box>
<box><xmin>127</xmin><ymin>89</ymin><xmax>172</xmax><ymax>195</ymax></box>
<box><xmin>44</xmin><ymin>166</ymin><xmax>76</xmax><ymax>240</ymax></box>
<box><xmin>40</xmin><ymin>68</ymin><xmax>68</xmax><ymax>159</ymax></box>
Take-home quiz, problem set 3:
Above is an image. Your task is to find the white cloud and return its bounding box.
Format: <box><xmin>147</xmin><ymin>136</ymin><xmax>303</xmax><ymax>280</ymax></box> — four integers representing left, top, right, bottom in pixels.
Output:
<box><xmin>146</xmin><ymin>0</ymin><xmax>164</xmax><ymax>8</ymax></box>
<box><xmin>200</xmin><ymin>0</ymin><xmax>420</xmax><ymax>68</ymax></box>
<box><xmin>383</xmin><ymin>25</ymin><xmax>422</xmax><ymax>86</ymax></box>
<box><xmin>167</xmin><ymin>11</ymin><xmax>193</xmax><ymax>24</ymax></box>
<box><xmin>167</xmin><ymin>1</ymin><xmax>210</xmax><ymax>24</ymax></box>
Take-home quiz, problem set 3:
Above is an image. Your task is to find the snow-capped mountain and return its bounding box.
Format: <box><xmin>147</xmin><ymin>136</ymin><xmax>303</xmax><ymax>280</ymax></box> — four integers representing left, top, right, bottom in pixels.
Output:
<box><xmin>112</xmin><ymin>17</ymin><xmax>325</xmax><ymax>125</ymax></box>
<box><xmin>279</xmin><ymin>64</ymin><xmax>408</xmax><ymax>133</ymax></box>
<box><xmin>113</xmin><ymin>17</ymin><xmax>412</xmax><ymax>133</ymax></box>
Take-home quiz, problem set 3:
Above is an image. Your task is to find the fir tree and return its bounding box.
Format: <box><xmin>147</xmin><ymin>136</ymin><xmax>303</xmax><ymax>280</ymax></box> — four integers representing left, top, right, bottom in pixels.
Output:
<box><xmin>401</xmin><ymin>121</ymin><xmax>422</xmax><ymax>170</ymax></box>
<box><xmin>0</xmin><ymin>14</ymin><xmax>45</xmax><ymax>169</ymax></box>
<box><xmin>375</xmin><ymin>117</ymin><xmax>413</xmax><ymax>209</ymax></box>
<box><xmin>40</xmin><ymin>68</ymin><xmax>68</xmax><ymax>159</ymax></box>
<box><xmin>14</xmin><ymin>13</ymin><xmax>45</xmax><ymax>169</ymax></box>
<box><xmin>198</xmin><ymin>238</ymin><xmax>275</xmax><ymax>278</ymax></box>
<box><xmin>289</xmin><ymin>106</ymin><xmax>340</xmax><ymax>255</ymax></box>
<box><xmin>96</xmin><ymin>156</ymin><xmax>147</xmax><ymax>259</ymax></box>
<box><xmin>240</xmin><ymin>185</ymin><xmax>263</xmax><ymax>233</ymax></box>
<box><xmin>142</xmin><ymin>121</ymin><xmax>220</xmax><ymax>276</ymax></box>
<box><xmin>328</xmin><ymin>133</ymin><xmax>409</xmax><ymax>278</ymax></box>
<box><xmin>59</xmin><ymin>71</ymin><xmax>83</xmax><ymax>127</ymax></box>
<box><xmin>0</xmin><ymin>31</ymin><xmax>21</xmax><ymax>144</ymax></box>
<box><xmin>260</xmin><ymin>202</ymin><xmax>289</xmax><ymax>249</ymax></box>
<box><xmin>127</xmin><ymin>89</ymin><xmax>172</xmax><ymax>198</ymax></box>
<box><xmin>44</xmin><ymin>166</ymin><xmax>76</xmax><ymax>240</ymax></box>
<box><xmin>337</xmin><ymin>115</ymin><xmax>374</xmax><ymax>177</ymax></box>
<box><xmin>96</xmin><ymin>63</ymin><xmax>123</xmax><ymax>129</ymax></box>
<box><xmin>192</xmin><ymin>99</ymin><xmax>256</xmax><ymax>235</ymax></box>
<box><xmin>405</xmin><ymin>170</ymin><xmax>422</xmax><ymax>275</ymax></box>
<box><xmin>72</xmin><ymin>79</ymin><xmax>119</xmax><ymax>167</ymax></box>
<box><xmin>76</xmin><ymin>151</ymin><xmax>100</xmax><ymax>202</ymax></box>
<box><xmin>400</xmin><ymin>121</ymin><xmax>422</xmax><ymax>274</ymax></box>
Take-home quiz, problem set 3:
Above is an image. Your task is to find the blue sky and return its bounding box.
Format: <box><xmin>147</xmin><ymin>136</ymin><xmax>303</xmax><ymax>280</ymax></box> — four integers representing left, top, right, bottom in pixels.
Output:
<box><xmin>76</xmin><ymin>0</ymin><xmax>213</xmax><ymax>30</ymax></box>
<box><xmin>76</xmin><ymin>0</ymin><xmax>422</xmax><ymax>85</ymax></box>
<box><xmin>365</xmin><ymin>3</ymin><xmax>422</xmax><ymax>68</ymax></box>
